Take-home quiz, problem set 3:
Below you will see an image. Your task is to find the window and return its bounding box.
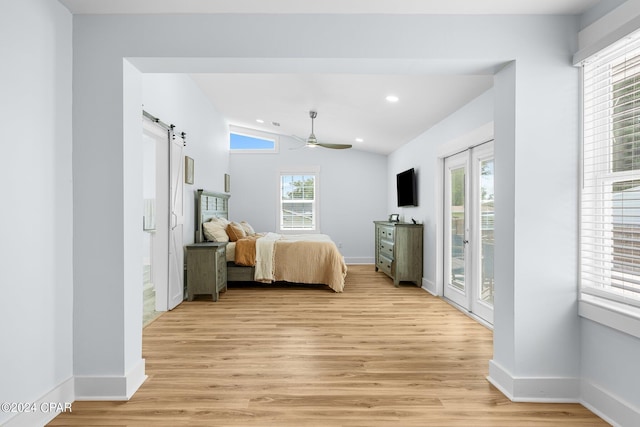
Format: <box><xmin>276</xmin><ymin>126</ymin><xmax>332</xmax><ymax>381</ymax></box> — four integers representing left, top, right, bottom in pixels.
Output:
<box><xmin>229</xmin><ymin>125</ymin><xmax>278</xmax><ymax>153</ymax></box>
<box><xmin>582</xmin><ymin>31</ymin><xmax>640</xmax><ymax>309</ymax></box>
<box><xmin>279</xmin><ymin>170</ymin><xmax>319</xmax><ymax>232</ymax></box>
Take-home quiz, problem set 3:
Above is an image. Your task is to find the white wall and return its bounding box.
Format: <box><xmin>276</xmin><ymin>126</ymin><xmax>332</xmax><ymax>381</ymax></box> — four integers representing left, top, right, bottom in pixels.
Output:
<box><xmin>230</xmin><ymin>136</ymin><xmax>387</xmax><ymax>263</ymax></box>
<box><xmin>142</xmin><ymin>73</ymin><xmax>230</xmax><ymax>246</ymax></box>
<box><xmin>0</xmin><ymin>0</ymin><xmax>74</xmax><ymax>425</ymax></box>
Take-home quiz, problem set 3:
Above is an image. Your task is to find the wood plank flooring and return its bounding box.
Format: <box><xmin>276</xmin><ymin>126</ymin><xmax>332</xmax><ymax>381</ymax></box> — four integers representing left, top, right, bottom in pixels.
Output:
<box><xmin>49</xmin><ymin>265</ymin><xmax>607</xmax><ymax>426</ymax></box>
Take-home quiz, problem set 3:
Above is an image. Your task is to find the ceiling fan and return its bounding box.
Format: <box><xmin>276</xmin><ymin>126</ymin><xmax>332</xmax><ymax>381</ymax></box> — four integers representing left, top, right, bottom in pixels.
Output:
<box><xmin>292</xmin><ymin>111</ymin><xmax>352</xmax><ymax>150</ymax></box>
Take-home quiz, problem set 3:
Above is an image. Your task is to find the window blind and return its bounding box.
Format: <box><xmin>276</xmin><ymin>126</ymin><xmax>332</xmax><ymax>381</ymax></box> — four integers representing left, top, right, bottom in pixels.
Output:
<box><xmin>280</xmin><ymin>174</ymin><xmax>317</xmax><ymax>230</ymax></box>
<box><xmin>582</xmin><ymin>31</ymin><xmax>640</xmax><ymax>307</ymax></box>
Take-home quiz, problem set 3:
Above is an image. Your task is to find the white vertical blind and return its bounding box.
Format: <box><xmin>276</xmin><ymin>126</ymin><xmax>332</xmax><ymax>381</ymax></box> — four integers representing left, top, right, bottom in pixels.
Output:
<box><xmin>582</xmin><ymin>31</ymin><xmax>640</xmax><ymax>307</ymax></box>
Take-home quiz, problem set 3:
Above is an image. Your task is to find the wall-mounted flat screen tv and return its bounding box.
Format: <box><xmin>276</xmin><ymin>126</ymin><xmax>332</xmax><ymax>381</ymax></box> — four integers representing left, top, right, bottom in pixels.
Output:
<box><xmin>397</xmin><ymin>168</ymin><xmax>417</xmax><ymax>207</ymax></box>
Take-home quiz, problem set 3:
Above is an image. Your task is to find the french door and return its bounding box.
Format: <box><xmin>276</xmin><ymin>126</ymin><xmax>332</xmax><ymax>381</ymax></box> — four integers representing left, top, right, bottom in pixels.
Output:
<box><xmin>443</xmin><ymin>142</ymin><xmax>494</xmax><ymax>325</ymax></box>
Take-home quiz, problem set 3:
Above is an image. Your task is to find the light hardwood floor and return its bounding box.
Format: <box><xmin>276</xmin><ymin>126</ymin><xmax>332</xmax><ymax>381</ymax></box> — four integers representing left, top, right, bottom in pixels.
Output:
<box><xmin>49</xmin><ymin>265</ymin><xmax>607</xmax><ymax>426</ymax></box>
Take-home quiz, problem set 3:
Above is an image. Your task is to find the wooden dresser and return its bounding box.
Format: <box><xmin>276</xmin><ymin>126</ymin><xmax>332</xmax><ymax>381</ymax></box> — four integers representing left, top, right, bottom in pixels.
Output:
<box><xmin>186</xmin><ymin>242</ymin><xmax>227</xmax><ymax>301</ymax></box>
<box><xmin>374</xmin><ymin>221</ymin><xmax>423</xmax><ymax>286</ymax></box>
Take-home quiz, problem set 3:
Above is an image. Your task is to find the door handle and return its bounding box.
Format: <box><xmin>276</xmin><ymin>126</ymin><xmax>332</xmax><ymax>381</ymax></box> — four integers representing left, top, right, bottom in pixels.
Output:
<box><xmin>171</xmin><ymin>212</ymin><xmax>178</xmax><ymax>230</ymax></box>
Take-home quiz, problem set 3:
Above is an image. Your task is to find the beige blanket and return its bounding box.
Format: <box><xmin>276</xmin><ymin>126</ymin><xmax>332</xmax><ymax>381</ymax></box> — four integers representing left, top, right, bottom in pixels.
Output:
<box><xmin>233</xmin><ymin>233</ymin><xmax>347</xmax><ymax>292</ymax></box>
<box><xmin>273</xmin><ymin>238</ymin><xmax>347</xmax><ymax>292</ymax></box>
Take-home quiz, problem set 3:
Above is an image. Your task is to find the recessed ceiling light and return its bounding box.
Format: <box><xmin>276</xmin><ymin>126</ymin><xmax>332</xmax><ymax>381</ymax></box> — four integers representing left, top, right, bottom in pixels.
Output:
<box><xmin>355</xmin><ymin>138</ymin><xmax>364</xmax><ymax>143</ymax></box>
<box><xmin>386</xmin><ymin>95</ymin><xmax>399</xmax><ymax>103</ymax></box>
<box><xmin>256</xmin><ymin>119</ymin><xmax>265</xmax><ymax>123</ymax></box>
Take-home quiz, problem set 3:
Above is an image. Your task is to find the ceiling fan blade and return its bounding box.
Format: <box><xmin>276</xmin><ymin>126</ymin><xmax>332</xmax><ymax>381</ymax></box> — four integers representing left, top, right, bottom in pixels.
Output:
<box><xmin>288</xmin><ymin>135</ymin><xmax>307</xmax><ymax>150</ymax></box>
<box><xmin>296</xmin><ymin>111</ymin><xmax>352</xmax><ymax>150</ymax></box>
<box><xmin>291</xmin><ymin>135</ymin><xmax>307</xmax><ymax>144</ymax></box>
<box><xmin>317</xmin><ymin>142</ymin><xmax>352</xmax><ymax>149</ymax></box>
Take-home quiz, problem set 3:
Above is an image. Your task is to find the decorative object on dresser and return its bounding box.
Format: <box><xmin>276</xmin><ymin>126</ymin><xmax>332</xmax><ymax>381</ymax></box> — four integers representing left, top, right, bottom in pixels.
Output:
<box><xmin>186</xmin><ymin>242</ymin><xmax>227</xmax><ymax>301</ymax></box>
<box><xmin>374</xmin><ymin>221</ymin><xmax>423</xmax><ymax>286</ymax></box>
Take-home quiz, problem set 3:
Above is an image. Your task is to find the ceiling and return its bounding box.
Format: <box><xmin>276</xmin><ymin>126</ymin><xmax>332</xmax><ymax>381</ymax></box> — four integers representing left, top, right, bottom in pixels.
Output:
<box><xmin>190</xmin><ymin>73</ymin><xmax>494</xmax><ymax>154</ymax></box>
<box><xmin>59</xmin><ymin>0</ymin><xmax>601</xmax><ymax>15</ymax></box>
<box><xmin>59</xmin><ymin>0</ymin><xmax>604</xmax><ymax>154</ymax></box>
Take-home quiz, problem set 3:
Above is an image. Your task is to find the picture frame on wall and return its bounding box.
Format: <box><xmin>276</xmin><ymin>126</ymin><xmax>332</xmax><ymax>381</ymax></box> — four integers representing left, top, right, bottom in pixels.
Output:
<box><xmin>224</xmin><ymin>173</ymin><xmax>230</xmax><ymax>193</ymax></box>
<box><xmin>185</xmin><ymin>156</ymin><xmax>194</xmax><ymax>184</ymax></box>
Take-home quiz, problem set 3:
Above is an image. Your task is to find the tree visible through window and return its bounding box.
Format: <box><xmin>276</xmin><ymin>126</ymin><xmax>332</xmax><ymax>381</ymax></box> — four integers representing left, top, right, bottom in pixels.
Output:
<box><xmin>280</xmin><ymin>174</ymin><xmax>316</xmax><ymax>231</ymax></box>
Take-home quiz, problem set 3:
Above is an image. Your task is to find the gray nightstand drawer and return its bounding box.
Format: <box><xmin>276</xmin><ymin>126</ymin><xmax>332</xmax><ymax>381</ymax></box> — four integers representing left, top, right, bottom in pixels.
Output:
<box><xmin>186</xmin><ymin>242</ymin><xmax>227</xmax><ymax>301</ymax></box>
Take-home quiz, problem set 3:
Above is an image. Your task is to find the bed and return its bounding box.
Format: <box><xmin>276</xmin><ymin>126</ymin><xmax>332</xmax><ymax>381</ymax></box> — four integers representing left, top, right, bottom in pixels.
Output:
<box><xmin>194</xmin><ymin>189</ymin><xmax>347</xmax><ymax>292</ymax></box>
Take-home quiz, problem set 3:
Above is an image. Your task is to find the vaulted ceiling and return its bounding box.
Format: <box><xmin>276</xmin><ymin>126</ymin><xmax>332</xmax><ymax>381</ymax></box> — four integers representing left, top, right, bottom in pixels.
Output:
<box><xmin>59</xmin><ymin>0</ymin><xmax>607</xmax><ymax>154</ymax></box>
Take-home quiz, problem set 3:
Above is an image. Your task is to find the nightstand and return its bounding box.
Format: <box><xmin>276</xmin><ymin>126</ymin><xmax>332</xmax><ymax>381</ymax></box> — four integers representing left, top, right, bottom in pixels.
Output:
<box><xmin>186</xmin><ymin>242</ymin><xmax>227</xmax><ymax>301</ymax></box>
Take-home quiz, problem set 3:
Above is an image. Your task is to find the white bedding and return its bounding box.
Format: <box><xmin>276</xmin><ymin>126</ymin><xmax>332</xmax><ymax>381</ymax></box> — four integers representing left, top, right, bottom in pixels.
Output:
<box><xmin>254</xmin><ymin>232</ymin><xmax>280</xmax><ymax>282</ymax></box>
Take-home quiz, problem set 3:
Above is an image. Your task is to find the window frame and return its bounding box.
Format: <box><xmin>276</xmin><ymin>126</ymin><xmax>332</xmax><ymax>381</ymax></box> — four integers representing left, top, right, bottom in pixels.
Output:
<box><xmin>580</xmin><ymin>30</ymin><xmax>640</xmax><ymax>338</ymax></box>
<box><xmin>277</xmin><ymin>166</ymin><xmax>320</xmax><ymax>234</ymax></box>
<box><xmin>229</xmin><ymin>125</ymin><xmax>279</xmax><ymax>154</ymax></box>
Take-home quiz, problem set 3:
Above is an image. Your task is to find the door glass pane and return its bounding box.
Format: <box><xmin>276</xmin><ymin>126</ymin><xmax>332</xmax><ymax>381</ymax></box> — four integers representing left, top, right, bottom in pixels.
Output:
<box><xmin>480</xmin><ymin>159</ymin><xmax>495</xmax><ymax>305</ymax></box>
<box><xmin>450</xmin><ymin>166</ymin><xmax>466</xmax><ymax>291</ymax></box>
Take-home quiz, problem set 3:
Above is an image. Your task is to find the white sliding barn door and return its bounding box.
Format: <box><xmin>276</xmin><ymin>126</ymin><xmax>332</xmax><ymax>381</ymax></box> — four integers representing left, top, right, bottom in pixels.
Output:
<box><xmin>143</xmin><ymin>120</ymin><xmax>169</xmax><ymax>312</ymax></box>
<box><xmin>167</xmin><ymin>131</ymin><xmax>185</xmax><ymax>310</ymax></box>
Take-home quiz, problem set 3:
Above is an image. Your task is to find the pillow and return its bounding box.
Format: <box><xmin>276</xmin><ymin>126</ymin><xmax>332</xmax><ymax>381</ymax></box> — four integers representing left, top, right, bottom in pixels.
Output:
<box><xmin>211</xmin><ymin>216</ymin><xmax>230</xmax><ymax>227</ymax></box>
<box><xmin>240</xmin><ymin>221</ymin><xmax>256</xmax><ymax>236</ymax></box>
<box><xmin>226</xmin><ymin>221</ymin><xmax>247</xmax><ymax>242</ymax></box>
<box><xmin>202</xmin><ymin>218</ymin><xmax>229</xmax><ymax>242</ymax></box>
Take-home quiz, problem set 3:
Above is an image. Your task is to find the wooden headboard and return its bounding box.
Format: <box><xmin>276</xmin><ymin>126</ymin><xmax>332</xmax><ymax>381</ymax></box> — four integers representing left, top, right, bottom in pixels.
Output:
<box><xmin>195</xmin><ymin>189</ymin><xmax>230</xmax><ymax>243</ymax></box>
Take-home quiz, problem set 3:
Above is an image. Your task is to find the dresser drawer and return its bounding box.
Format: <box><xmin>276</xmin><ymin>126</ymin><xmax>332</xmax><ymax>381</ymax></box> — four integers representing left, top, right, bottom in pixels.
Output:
<box><xmin>378</xmin><ymin>226</ymin><xmax>395</xmax><ymax>241</ymax></box>
<box><xmin>377</xmin><ymin>254</ymin><xmax>393</xmax><ymax>276</ymax></box>
<box><xmin>216</xmin><ymin>248</ymin><xmax>227</xmax><ymax>293</ymax></box>
<box><xmin>378</xmin><ymin>240</ymin><xmax>394</xmax><ymax>258</ymax></box>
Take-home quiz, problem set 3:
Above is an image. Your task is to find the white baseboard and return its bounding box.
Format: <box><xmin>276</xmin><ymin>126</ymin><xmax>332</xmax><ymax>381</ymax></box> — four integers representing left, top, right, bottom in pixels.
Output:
<box><xmin>422</xmin><ymin>278</ymin><xmax>437</xmax><ymax>295</ymax></box>
<box><xmin>581</xmin><ymin>379</ymin><xmax>640</xmax><ymax>427</ymax></box>
<box><xmin>487</xmin><ymin>360</ymin><xmax>580</xmax><ymax>402</ymax></box>
<box><xmin>344</xmin><ymin>257</ymin><xmax>374</xmax><ymax>264</ymax></box>
<box><xmin>75</xmin><ymin>358</ymin><xmax>147</xmax><ymax>401</ymax></box>
<box><xmin>2</xmin><ymin>377</ymin><xmax>74</xmax><ymax>427</ymax></box>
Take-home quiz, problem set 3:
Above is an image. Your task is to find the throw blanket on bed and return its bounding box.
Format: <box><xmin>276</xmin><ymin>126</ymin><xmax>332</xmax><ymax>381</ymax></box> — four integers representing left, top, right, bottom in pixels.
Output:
<box><xmin>254</xmin><ymin>232</ymin><xmax>280</xmax><ymax>283</ymax></box>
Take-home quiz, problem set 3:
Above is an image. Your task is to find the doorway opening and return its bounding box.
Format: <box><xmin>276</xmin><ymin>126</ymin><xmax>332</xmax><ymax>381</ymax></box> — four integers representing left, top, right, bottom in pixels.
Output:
<box><xmin>142</xmin><ymin>120</ymin><xmax>168</xmax><ymax>326</ymax></box>
<box><xmin>141</xmin><ymin>113</ymin><xmax>185</xmax><ymax>328</ymax></box>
